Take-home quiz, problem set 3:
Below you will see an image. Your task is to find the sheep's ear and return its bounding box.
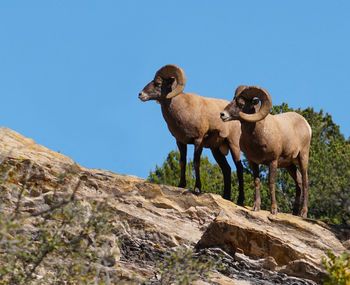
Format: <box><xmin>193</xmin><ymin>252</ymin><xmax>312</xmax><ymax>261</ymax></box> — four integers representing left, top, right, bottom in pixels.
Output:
<box><xmin>164</xmin><ymin>77</ymin><xmax>177</xmax><ymax>91</ymax></box>
<box><xmin>168</xmin><ymin>76</ymin><xmax>176</xmax><ymax>85</ymax></box>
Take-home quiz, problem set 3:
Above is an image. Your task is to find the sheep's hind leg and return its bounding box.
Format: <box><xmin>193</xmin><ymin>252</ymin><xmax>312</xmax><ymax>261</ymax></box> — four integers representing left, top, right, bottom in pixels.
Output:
<box><xmin>176</xmin><ymin>141</ymin><xmax>187</xmax><ymax>188</ymax></box>
<box><xmin>250</xmin><ymin>162</ymin><xmax>261</xmax><ymax>211</ymax></box>
<box><xmin>193</xmin><ymin>141</ymin><xmax>203</xmax><ymax>194</ymax></box>
<box><xmin>298</xmin><ymin>152</ymin><xmax>309</xmax><ymax>218</ymax></box>
<box><xmin>286</xmin><ymin>164</ymin><xmax>302</xmax><ymax>215</ymax></box>
<box><xmin>268</xmin><ymin>160</ymin><xmax>278</xmax><ymax>215</ymax></box>
<box><xmin>211</xmin><ymin>148</ymin><xmax>231</xmax><ymax>201</ymax></box>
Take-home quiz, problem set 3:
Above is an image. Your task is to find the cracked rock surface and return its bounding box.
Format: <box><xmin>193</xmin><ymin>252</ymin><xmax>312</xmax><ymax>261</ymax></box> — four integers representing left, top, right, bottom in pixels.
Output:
<box><xmin>0</xmin><ymin>127</ymin><xmax>348</xmax><ymax>284</ymax></box>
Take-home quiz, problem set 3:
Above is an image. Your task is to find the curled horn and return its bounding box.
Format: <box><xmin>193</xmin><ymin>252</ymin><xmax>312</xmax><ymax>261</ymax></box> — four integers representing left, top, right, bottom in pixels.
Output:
<box><xmin>155</xmin><ymin>64</ymin><xmax>186</xmax><ymax>99</ymax></box>
<box><xmin>234</xmin><ymin>85</ymin><xmax>249</xmax><ymax>97</ymax></box>
<box><xmin>238</xmin><ymin>86</ymin><xmax>272</xmax><ymax>122</ymax></box>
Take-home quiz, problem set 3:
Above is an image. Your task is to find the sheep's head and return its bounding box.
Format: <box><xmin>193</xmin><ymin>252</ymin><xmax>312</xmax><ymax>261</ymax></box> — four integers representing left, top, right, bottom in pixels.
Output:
<box><xmin>220</xmin><ymin>85</ymin><xmax>272</xmax><ymax>123</ymax></box>
<box><xmin>138</xmin><ymin>64</ymin><xmax>186</xmax><ymax>102</ymax></box>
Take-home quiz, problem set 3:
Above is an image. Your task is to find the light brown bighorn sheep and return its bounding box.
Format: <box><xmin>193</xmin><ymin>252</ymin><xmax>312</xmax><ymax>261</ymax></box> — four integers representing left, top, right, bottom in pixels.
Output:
<box><xmin>138</xmin><ymin>64</ymin><xmax>244</xmax><ymax>204</ymax></box>
<box><xmin>220</xmin><ymin>86</ymin><xmax>311</xmax><ymax>217</ymax></box>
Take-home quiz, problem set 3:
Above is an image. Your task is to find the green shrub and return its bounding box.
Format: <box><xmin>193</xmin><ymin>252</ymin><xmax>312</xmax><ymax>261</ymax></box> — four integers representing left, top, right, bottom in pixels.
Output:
<box><xmin>0</xmin><ymin>158</ymin><xmax>125</xmax><ymax>284</ymax></box>
<box><xmin>148</xmin><ymin>103</ymin><xmax>350</xmax><ymax>223</ymax></box>
<box><xmin>322</xmin><ymin>250</ymin><xmax>350</xmax><ymax>285</ymax></box>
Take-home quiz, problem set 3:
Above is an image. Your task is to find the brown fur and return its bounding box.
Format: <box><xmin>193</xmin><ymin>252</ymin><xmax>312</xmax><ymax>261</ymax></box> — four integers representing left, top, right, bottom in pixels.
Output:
<box><xmin>139</xmin><ymin>65</ymin><xmax>244</xmax><ymax>204</ymax></box>
<box><xmin>221</xmin><ymin>85</ymin><xmax>311</xmax><ymax>217</ymax></box>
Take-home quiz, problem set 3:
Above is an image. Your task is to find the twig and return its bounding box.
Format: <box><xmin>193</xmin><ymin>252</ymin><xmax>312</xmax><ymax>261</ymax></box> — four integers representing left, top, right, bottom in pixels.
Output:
<box><xmin>30</xmin><ymin>176</ymin><xmax>83</xmax><ymax>217</ymax></box>
<box><xmin>13</xmin><ymin>160</ymin><xmax>34</xmax><ymax>218</ymax></box>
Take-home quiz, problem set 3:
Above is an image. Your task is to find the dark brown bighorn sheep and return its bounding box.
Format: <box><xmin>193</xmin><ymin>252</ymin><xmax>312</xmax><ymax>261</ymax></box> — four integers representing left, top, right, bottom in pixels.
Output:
<box><xmin>220</xmin><ymin>86</ymin><xmax>312</xmax><ymax>217</ymax></box>
<box><xmin>139</xmin><ymin>64</ymin><xmax>244</xmax><ymax>204</ymax></box>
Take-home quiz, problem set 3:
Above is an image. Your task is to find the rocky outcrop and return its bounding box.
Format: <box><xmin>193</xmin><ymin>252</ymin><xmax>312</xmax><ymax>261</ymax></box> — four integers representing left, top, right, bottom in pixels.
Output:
<box><xmin>0</xmin><ymin>127</ymin><xmax>348</xmax><ymax>284</ymax></box>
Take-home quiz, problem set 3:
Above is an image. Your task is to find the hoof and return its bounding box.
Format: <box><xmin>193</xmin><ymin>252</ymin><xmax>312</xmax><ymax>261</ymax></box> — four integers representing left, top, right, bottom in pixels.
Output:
<box><xmin>300</xmin><ymin>208</ymin><xmax>308</xmax><ymax>218</ymax></box>
<box><xmin>194</xmin><ymin>187</ymin><xmax>201</xmax><ymax>195</ymax></box>
<box><xmin>270</xmin><ymin>209</ymin><xmax>278</xmax><ymax>215</ymax></box>
<box><xmin>252</xmin><ymin>204</ymin><xmax>261</xmax><ymax>211</ymax></box>
<box><xmin>270</xmin><ymin>205</ymin><xmax>278</xmax><ymax>215</ymax></box>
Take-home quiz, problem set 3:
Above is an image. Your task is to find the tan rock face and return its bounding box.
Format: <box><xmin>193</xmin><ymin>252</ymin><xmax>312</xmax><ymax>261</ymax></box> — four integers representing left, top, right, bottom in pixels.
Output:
<box><xmin>196</xmin><ymin>208</ymin><xmax>345</xmax><ymax>281</ymax></box>
<box><xmin>0</xmin><ymin>127</ymin><xmax>347</xmax><ymax>283</ymax></box>
<box><xmin>0</xmin><ymin>127</ymin><xmax>79</xmax><ymax>173</ymax></box>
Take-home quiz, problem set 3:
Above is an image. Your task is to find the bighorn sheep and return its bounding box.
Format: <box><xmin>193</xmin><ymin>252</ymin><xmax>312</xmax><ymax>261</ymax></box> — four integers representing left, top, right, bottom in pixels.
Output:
<box><xmin>220</xmin><ymin>86</ymin><xmax>312</xmax><ymax>217</ymax></box>
<box><xmin>138</xmin><ymin>64</ymin><xmax>244</xmax><ymax>204</ymax></box>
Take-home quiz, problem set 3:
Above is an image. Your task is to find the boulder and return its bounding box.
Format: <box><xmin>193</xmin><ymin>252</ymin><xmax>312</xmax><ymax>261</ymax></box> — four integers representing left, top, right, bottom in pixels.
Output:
<box><xmin>0</xmin><ymin>127</ymin><xmax>347</xmax><ymax>284</ymax></box>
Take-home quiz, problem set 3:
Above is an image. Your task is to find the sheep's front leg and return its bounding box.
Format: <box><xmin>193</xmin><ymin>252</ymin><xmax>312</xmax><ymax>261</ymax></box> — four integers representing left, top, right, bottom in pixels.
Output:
<box><xmin>193</xmin><ymin>140</ymin><xmax>203</xmax><ymax>194</ymax></box>
<box><xmin>250</xmin><ymin>162</ymin><xmax>261</xmax><ymax>211</ymax></box>
<box><xmin>230</xmin><ymin>145</ymin><xmax>244</xmax><ymax>206</ymax></box>
<box><xmin>269</xmin><ymin>160</ymin><xmax>278</xmax><ymax>215</ymax></box>
<box><xmin>177</xmin><ymin>141</ymin><xmax>187</xmax><ymax>188</ymax></box>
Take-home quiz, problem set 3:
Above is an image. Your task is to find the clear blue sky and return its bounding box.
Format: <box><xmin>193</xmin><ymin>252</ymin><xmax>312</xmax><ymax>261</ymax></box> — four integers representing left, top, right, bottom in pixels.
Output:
<box><xmin>1</xmin><ymin>1</ymin><xmax>349</xmax><ymax>179</ymax></box>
